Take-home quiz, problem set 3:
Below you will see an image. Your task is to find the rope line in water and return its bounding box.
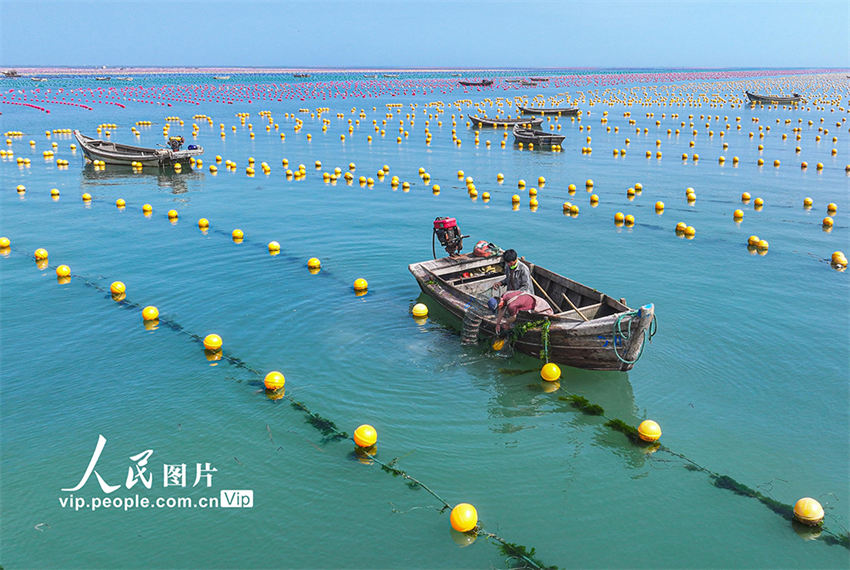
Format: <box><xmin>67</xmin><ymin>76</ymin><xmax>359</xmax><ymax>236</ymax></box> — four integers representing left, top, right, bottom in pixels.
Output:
<box><xmin>613</xmin><ymin>310</ymin><xmax>658</xmax><ymax>365</ymax></box>
<box><xmin>5</xmin><ymin>245</ymin><xmax>555</xmax><ymax>569</ymax></box>
<box><xmin>554</xmin><ymin>393</ymin><xmax>850</xmax><ymax>549</ymax></box>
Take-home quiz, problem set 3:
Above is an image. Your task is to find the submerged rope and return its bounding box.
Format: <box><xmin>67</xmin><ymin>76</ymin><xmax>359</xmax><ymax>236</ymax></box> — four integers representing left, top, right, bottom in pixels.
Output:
<box><xmin>46</xmin><ymin>263</ymin><xmax>554</xmax><ymax>568</ymax></box>
<box><xmin>553</xmin><ymin>391</ymin><xmax>849</xmax><ymax>550</ymax></box>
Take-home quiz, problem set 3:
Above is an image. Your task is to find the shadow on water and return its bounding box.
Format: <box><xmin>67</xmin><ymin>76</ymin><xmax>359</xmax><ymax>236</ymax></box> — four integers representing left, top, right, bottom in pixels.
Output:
<box><xmin>416</xmin><ymin>291</ymin><xmax>651</xmax><ymax>466</ymax></box>
<box><xmin>81</xmin><ymin>163</ymin><xmax>205</xmax><ymax>195</ymax></box>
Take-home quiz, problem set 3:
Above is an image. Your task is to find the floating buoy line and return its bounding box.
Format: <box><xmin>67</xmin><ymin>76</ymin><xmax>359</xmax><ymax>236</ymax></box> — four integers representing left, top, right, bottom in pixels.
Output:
<box><xmin>1</xmin><ymin>245</ymin><xmax>554</xmax><ymax>570</ymax></box>
<box><xmin>4</xmin><ymin>238</ymin><xmax>848</xmax><ymax>554</ymax></box>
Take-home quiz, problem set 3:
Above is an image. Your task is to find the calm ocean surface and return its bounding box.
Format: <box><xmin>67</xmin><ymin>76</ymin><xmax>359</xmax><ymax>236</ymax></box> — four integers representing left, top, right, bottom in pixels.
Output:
<box><xmin>1</xmin><ymin>70</ymin><xmax>848</xmax><ymax>569</ymax></box>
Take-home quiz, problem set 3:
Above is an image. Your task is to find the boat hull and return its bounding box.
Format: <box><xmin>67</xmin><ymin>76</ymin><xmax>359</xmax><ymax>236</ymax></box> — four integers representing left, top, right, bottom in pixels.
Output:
<box><xmin>74</xmin><ymin>130</ymin><xmax>203</xmax><ymax>166</ymax></box>
<box><xmin>745</xmin><ymin>91</ymin><xmax>802</xmax><ymax>105</ymax></box>
<box><xmin>518</xmin><ymin>105</ymin><xmax>580</xmax><ymax>116</ymax></box>
<box><xmin>409</xmin><ymin>256</ymin><xmax>655</xmax><ymax>371</ymax></box>
<box><xmin>468</xmin><ymin>114</ymin><xmax>543</xmax><ymax>128</ymax></box>
<box><xmin>512</xmin><ymin>125</ymin><xmax>565</xmax><ymax>146</ymax></box>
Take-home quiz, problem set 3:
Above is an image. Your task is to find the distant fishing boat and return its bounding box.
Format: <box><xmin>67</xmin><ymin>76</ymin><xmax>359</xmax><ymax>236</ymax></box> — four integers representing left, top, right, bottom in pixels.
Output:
<box><xmin>409</xmin><ymin>253</ymin><xmax>656</xmax><ymax>371</ymax></box>
<box><xmin>459</xmin><ymin>79</ymin><xmax>493</xmax><ymax>87</ymax></box>
<box><xmin>450</xmin><ymin>73</ymin><xmax>462</xmax><ymax>77</ymax></box>
<box><xmin>512</xmin><ymin>124</ymin><xmax>565</xmax><ymax>146</ymax></box>
<box><xmin>293</xmin><ymin>73</ymin><xmax>310</xmax><ymax>78</ymax></box>
<box><xmin>115</xmin><ymin>76</ymin><xmax>133</xmax><ymax>81</ymax></box>
<box><xmin>383</xmin><ymin>73</ymin><xmax>400</xmax><ymax>78</ymax></box>
<box><xmin>213</xmin><ymin>75</ymin><xmax>230</xmax><ymax>80</ymax></box>
<box><xmin>529</xmin><ymin>77</ymin><xmax>549</xmax><ymax>82</ymax></box>
<box><xmin>517</xmin><ymin>104</ymin><xmax>579</xmax><ymax>116</ymax></box>
<box><xmin>95</xmin><ymin>76</ymin><xmax>111</xmax><ymax>81</ymax></box>
<box><xmin>468</xmin><ymin>114</ymin><xmax>543</xmax><ymax>128</ymax></box>
<box><xmin>362</xmin><ymin>74</ymin><xmax>378</xmax><ymax>78</ymax></box>
<box><xmin>2</xmin><ymin>70</ymin><xmax>20</xmax><ymax>78</ymax></box>
<box><xmin>73</xmin><ymin>130</ymin><xmax>203</xmax><ymax>167</ymax></box>
<box><xmin>745</xmin><ymin>91</ymin><xmax>803</xmax><ymax>105</ymax></box>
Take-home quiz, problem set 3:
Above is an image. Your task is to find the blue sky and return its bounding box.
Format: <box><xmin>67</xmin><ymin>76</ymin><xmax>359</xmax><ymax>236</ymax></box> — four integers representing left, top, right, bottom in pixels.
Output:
<box><xmin>1</xmin><ymin>0</ymin><xmax>848</xmax><ymax>68</ymax></box>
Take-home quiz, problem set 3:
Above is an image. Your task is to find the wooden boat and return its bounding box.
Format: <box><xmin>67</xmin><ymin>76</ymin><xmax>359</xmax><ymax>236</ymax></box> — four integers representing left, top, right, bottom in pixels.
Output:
<box><xmin>213</xmin><ymin>75</ymin><xmax>231</xmax><ymax>80</ymax></box>
<box><xmin>459</xmin><ymin>79</ymin><xmax>494</xmax><ymax>87</ymax></box>
<box><xmin>517</xmin><ymin>104</ymin><xmax>579</xmax><ymax>116</ymax></box>
<box><xmin>31</xmin><ymin>77</ymin><xmax>47</xmax><ymax>82</ymax></box>
<box><xmin>382</xmin><ymin>73</ymin><xmax>400</xmax><ymax>78</ymax></box>
<box><xmin>467</xmin><ymin>114</ymin><xmax>543</xmax><ymax>128</ymax></box>
<box><xmin>529</xmin><ymin>77</ymin><xmax>549</xmax><ymax>82</ymax></box>
<box><xmin>362</xmin><ymin>74</ymin><xmax>378</xmax><ymax>78</ymax></box>
<box><xmin>512</xmin><ymin>124</ymin><xmax>565</xmax><ymax>146</ymax></box>
<box><xmin>2</xmin><ymin>70</ymin><xmax>20</xmax><ymax>78</ymax></box>
<box><xmin>95</xmin><ymin>76</ymin><xmax>111</xmax><ymax>81</ymax></box>
<box><xmin>745</xmin><ymin>91</ymin><xmax>803</xmax><ymax>105</ymax></box>
<box><xmin>293</xmin><ymin>73</ymin><xmax>311</xmax><ymax>78</ymax></box>
<box><xmin>73</xmin><ymin>130</ymin><xmax>203</xmax><ymax>166</ymax></box>
<box><xmin>409</xmin><ymin>254</ymin><xmax>656</xmax><ymax>371</ymax></box>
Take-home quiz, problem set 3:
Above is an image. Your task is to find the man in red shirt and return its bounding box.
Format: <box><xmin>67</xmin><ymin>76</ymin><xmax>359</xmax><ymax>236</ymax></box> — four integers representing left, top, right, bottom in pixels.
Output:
<box><xmin>495</xmin><ymin>290</ymin><xmax>554</xmax><ymax>334</ymax></box>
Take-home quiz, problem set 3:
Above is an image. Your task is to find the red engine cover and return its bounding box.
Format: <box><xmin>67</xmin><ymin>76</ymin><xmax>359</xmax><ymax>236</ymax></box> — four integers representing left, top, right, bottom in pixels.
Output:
<box><xmin>433</xmin><ymin>217</ymin><xmax>457</xmax><ymax>229</ymax></box>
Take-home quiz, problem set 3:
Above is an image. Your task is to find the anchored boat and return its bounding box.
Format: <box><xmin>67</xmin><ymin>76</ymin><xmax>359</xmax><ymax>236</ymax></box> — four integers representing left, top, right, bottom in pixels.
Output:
<box><xmin>745</xmin><ymin>91</ymin><xmax>803</xmax><ymax>105</ymax></box>
<box><xmin>409</xmin><ymin>219</ymin><xmax>656</xmax><ymax>371</ymax></box>
<box><xmin>512</xmin><ymin>124</ymin><xmax>565</xmax><ymax>146</ymax></box>
<box><xmin>73</xmin><ymin>130</ymin><xmax>203</xmax><ymax>166</ymax></box>
<box><xmin>467</xmin><ymin>114</ymin><xmax>543</xmax><ymax>128</ymax></box>
<box><xmin>517</xmin><ymin>104</ymin><xmax>579</xmax><ymax>116</ymax></box>
<box><xmin>459</xmin><ymin>79</ymin><xmax>494</xmax><ymax>87</ymax></box>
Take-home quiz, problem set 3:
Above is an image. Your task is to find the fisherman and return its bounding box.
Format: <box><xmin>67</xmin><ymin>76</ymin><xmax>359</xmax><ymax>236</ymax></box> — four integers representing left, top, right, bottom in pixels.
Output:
<box><xmin>494</xmin><ymin>290</ymin><xmax>554</xmax><ymax>334</ymax></box>
<box><xmin>496</xmin><ymin>249</ymin><xmax>533</xmax><ymax>295</ymax></box>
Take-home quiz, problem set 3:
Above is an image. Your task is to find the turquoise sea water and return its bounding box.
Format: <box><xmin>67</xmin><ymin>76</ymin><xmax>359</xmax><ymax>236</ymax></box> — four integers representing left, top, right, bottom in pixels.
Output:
<box><xmin>1</xmin><ymin>70</ymin><xmax>848</xmax><ymax>569</ymax></box>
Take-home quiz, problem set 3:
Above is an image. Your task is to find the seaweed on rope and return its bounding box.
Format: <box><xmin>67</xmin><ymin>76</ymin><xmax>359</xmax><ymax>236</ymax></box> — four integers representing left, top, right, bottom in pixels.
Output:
<box><xmin>67</xmin><ymin>272</ymin><xmax>555</xmax><ymax>569</ymax></box>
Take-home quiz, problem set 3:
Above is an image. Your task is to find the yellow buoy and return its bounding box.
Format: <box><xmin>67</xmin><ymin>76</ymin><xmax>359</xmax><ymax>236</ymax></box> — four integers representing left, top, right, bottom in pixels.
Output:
<box><xmin>0</xmin><ymin>236</ymin><xmax>10</xmax><ymax>248</ymax></box>
<box><xmin>353</xmin><ymin>278</ymin><xmax>368</xmax><ymax>291</ymax></box>
<box><xmin>307</xmin><ymin>257</ymin><xmax>321</xmax><ymax>269</ymax></box>
<box><xmin>167</xmin><ymin>209</ymin><xmax>178</xmax><ymax>219</ymax></box>
<box><xmin>411</xmin><ymin>303</ymin><xmax>428</xmax><ymax>317</ymax></box>
<box><xmin>450</xmin><ymin>503</ymin><xmax>478</xmax><ymax>533</ymax></box>
<box><xmin>264</xmin><ymin>371</ymin><xmax>286</xmax><ymax>390</ymax></box>
<box><xmin>748</xmin><ymin>235</ymin><xmax>760</xmax><ymax>247</ymax></box>
<box><xmin>733</xmin><ymin>209</ymin><xmax>744</xmax><ymax>220</ymax></box>
<box><xmin>585</xmin><ymin>179</ymin><xmax>594</xmax><ymax>188</ymax></box>
<box><xmin>203</xmin><ymin>334</ymin><xmax>222</xmax><ymax>351</ymax></box>
<box><xmin>353</xmin><ymin>424</ymin><xmax>377</xmax><ymax>448</ymax></box>
<box><xmin>822</xmin><ymin>216</ymin><xmax>834</xmax><ymax>228</ymax></box>
<box><xmin>34</xmin><ymin>248</ymin><xmax>49</xmax><ymax>260</ymax></box>
<box><xmin>268</xmin><ymin>241</ymin><xmax>281</xmax><ymax>253</ymax></box>
<box><xmin>793</xmin><ymin>498</ymin><xmax>824</xmax><ymax>526</ymax></box>
<box><xmin>55</xmin><ymin>264</ymin><xmax>71</xmax><ymax>278</ymax></box>
<box><xmin>637</xmin><ymin>420</ymin><xmax>662</xmax><ymax>442</ymax></box>
<box><xmin>142</xmin><ymin>203</ymin><xmax>153</xmax><ymax>213</ymax></box>
<box><xmin>541</xmin><ymin>363</ymin><xmax>561</xmax><ymax>382</ymax></box>
<box><xmin>754</xmin><ymin>197</ymin><xmax>764</xmax><ymax>208</ymax></box>
<box><xmin>757</xmin><ymin>239</ymin><xmax>769</xmax><ymax>252</ymax></box>
<box><xmin>831</xmin><ymin>251</ymin><xmax>847</xmax><ymax>267</ymax></box>
<box><xmin>82</xmin><ymin>193</ymin><xmax>92</xmax><ymax>201</ymax></box>
<box><xmin>142</xmin><ymin>305</ymin><xmax>159</xmax><ymax>321</ymax></box>
<box><xmin>198</xmin><ymin>218</ymin><xmax>210</xmax><ymax>229</ymax></box>
<box><xmin>803</xmin><ymin>197</ymin><xmax>813</xmax><ymax>208</ymax></box>
<box><xmin>110</xmin><ymin>281</ymin><xmax>125</xmax><ymax>295</ymax></box>
<box><xmin>655</xmin><ymin>201</ymin><xmax>664</xmax><ymax>212</ymax></box>
<box><xmin>684</xmin><ymin>226</ymin><xmax>696</xmax><ymax>238</ymax></box>
<box><xmin>232</xmin><ymin>228</ymin><xmax>244</xmax><ymax>240</ymax></box>
<box><xmin>826</xmin><ymin>203</ymin><xmax>837</xmax><ymax>214</ymax></box>
<box><xmin>614</xmin><ymin>212</ymin><xmax>625</xmax><ymax>223</ymax></box>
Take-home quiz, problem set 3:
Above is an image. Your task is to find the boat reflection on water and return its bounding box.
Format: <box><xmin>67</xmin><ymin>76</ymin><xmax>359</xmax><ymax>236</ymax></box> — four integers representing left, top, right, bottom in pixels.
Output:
<box><xmin>81</xmin><ymin>163</ymin><xmax>205</xmax><ymax>195</ymax></box>
<box><xmin>417</xmin><ymin>292</ymin><xmax>650</xmax><ymax>467</ymax></box>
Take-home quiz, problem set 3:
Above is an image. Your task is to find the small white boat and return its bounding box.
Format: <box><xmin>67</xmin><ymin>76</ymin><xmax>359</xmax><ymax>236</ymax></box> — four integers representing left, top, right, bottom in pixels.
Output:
<box><xmin>73</xmin><ymin>130</ymin><xmax>203</xmax><ymax>166</ymax></box>
<box><xmin>213</xmin><ymin>75</ymin><xmax>230</xmax><ymax>80</ymax></box>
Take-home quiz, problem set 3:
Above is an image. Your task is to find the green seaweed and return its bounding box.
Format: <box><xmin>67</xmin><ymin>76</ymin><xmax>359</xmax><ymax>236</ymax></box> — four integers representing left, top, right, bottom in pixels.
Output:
<box><xmin>605</xmin><ymin>418</ymin><xmax>643</xmax><ymax>444</ymax></box>
<box><xmin>710</xmin><ymin>475</ymin><xmax>794</xmax><ymax>520</ymax></box>
<box><xmin>497</xmin><ymin>541</ymin><xmax>557</xmax><ymax>569</ymax></box>
<box><xmin>823</xmin><ymin>532</ymin><xmax>850</xmax><ymax>549</ymax></box>
<box><xmin>558</xmin><ymin>395</ymin><xmax>604</xmax><ymax>416</ymax></box>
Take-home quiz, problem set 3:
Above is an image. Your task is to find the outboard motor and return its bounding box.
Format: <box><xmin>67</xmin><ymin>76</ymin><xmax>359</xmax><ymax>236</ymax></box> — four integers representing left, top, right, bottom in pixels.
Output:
<box><xmin>168</xmin><ymin>136</ymin><xmax>185</xmax><ymax>151</ymax></box>
<box><xmin>432</xmin><ymin>217</ymin><xmax>468</xmax><ymax>258</ymax></box>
